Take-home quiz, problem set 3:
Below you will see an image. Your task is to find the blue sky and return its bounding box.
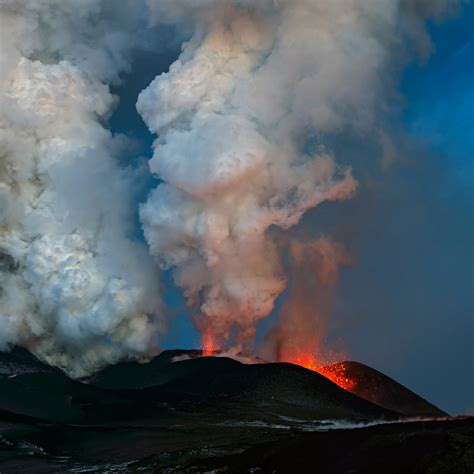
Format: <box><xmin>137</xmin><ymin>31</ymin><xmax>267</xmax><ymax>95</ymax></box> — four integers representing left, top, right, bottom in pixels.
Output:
<box><xmin>109</xmin><ymin>5</ymin><xmax>473</xmax><ymax>415</ymax></box>
<box><xmin>402</xmin><ymin>3</ymin><xmax>473</xmax><ymax>182</ymax></box>
<box><xmin>338</xmin><ymin>5</ymin><xmax>473</xmax><ymax>415</ymax></box>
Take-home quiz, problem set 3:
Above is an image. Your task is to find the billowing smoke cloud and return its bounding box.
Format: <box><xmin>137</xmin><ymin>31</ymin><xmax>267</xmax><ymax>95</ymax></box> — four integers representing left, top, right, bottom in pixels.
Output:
<box><xmin>0</xmin><ymin>1</ymin><xmax>163</xmax><ymax>376</ymax></box>
<box><xmin>0</xmin><ymin>0</ymin><xmax>459</xmax><ymax>374</ymax></box>
<box><xmin>137</xmin><ymin>0</ymin><xmax>457</xmax><ymax>353</ymax></box>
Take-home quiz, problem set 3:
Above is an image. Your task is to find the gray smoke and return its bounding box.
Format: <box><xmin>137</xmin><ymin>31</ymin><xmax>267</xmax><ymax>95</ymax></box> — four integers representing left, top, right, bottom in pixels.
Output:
<box><xmin>137</xmin><ymin>0</ymin><xmax>458</xmax><ymax>352</ymax></box>
<box><xmin>0</xmin><ymin>0</ymin><xmax>459</xmax><ymax>374</ymax></box>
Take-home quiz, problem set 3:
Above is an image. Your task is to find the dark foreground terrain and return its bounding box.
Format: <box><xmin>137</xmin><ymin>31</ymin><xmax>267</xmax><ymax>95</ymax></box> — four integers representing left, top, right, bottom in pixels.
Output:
<box><xmin>0</xmin><ymin>348</ymin><xmax>472</xmax><ymax>473</ymax></box>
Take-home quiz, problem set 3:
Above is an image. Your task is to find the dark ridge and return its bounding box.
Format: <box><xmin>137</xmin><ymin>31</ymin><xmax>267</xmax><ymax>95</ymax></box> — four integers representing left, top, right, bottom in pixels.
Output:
<box><xmin>86</xmin><ymin>349</ymin><xmax>205</xmax><ymax>390</ymax></box>
<box><xmin>0</xmin><ymin>370</ymin><xmax>136</xmax><ymax>424</ymax></box>
<box><xmin>88</xmin><ymin>348</ymin><xmax>267</xmax><ymax>390</ymax></box>
<box><xmin>0</xmin><ymin>348</ymin><xmax>396</xmax><ymax>424</ymax></box>
<box><xmin>1</xmin><ymin>348</ymin><xmax>449</xmax><ymax>429</ymax></box>
<box><xmin>90</xmin><ymin>350</ymin><xmax>397</xmax><ymax>420</ymax></box>
<box><xmin>0</xmin><ymin>347</ymin><xmax>59</xmax><ymax>376</ymax></box>
<box><xmin>0</xmin><ymin>408</ymin><xmax>42</xmax><ymax>425</ymax></box>
<box><xmin>320</xmin><ymin>361</ymin><xmax>447</xmax><ymax>417</ymax></box>
<box><xmin>0</xmin><ymin>347</ymin><xmax>466</xmax><ymax>472</ymax></box>
<box><xmin>90</xmin><ymin>350</ymin><xmax>444</xmax><ymax>419</ymax></box>
<box><xmin>145</xmin><ymin>357</ymin><xmax>397</xmax><ymax>421</ymax></box>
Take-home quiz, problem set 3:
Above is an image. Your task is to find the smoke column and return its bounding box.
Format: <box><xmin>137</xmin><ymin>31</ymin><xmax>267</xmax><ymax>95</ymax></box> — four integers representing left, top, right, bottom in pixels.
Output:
<box><xmin>0</xmin><ymin>0</ymin><xmax>163</xmax><ymax>376</ymax></box>
<box><xmin>0</xmin><ymin>0</ymin><xmax>459</xmax><ymax>374</ymax></box>
<box><xmin>262</xmin><ymin>237</ymin><xmax>352</xmax><ymax>365</ymax></box>
<box><xmin>138</xmin><ymin>0</ymin><xmax>457</xmax><ymax>354</ymax></box>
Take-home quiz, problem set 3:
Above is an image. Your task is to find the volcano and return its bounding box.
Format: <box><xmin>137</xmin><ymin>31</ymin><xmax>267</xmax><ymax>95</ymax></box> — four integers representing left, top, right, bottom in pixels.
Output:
<box><xmin>320</xmin><ymin>361</ymin><xmax>447</xmax><ymax>417</ymax></box>
<box><xmin>0</xmin><ymin>348</ymin><xmax>472</xmax><ymax>472</ymax></box>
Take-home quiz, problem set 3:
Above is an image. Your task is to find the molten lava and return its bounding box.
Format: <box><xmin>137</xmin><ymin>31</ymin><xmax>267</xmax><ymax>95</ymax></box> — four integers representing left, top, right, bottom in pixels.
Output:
<box><xmin>201</xmin><ymin>330</ymin><xmax>215</xmax><ymax>356</ymax></box>
<box><xmin>199</xmin><ymin>327</ymin><xmax>356</xmax><ymax>391</ymax></box>
<box><xmin>286</xmin><ymin>354</ymin><xmax>356</xmax><ymax>392</ymax></box>
<box><xmin>317</xmin><ymin>364</ymin><xmax>356</xmax><ymax>392</ymax></box>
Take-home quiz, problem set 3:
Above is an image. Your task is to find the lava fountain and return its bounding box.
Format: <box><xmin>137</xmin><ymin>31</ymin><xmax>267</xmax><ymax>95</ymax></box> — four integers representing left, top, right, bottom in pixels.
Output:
<box><xmin>200</xmin><ymin>330</ymin><xmax>356</xmax><ymax>392</ymax></box>
<box><xmin>201</xmin><ymin>330</ymin><xmax>216</xmax><ymax>357</ymax></box>
<box><xmin>283</xmin><ymin>353</ymin><xmax>356</xmax><ymax>392</ymax></box>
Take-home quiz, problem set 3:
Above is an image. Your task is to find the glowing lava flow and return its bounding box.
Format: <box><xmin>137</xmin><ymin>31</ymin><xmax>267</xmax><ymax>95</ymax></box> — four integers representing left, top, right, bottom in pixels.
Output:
<box><xmin>317</xmin><ymin>364</ymin><xmax>356</xmax><ymax>392</ymax></box>
<box><xmin>287</xmin><ymin>355</ymin><xmax>356</xmax><ymax>392</ymax></box>
<box><xmin>199</xmin><ymin>332</ymin><xmax>356</xmax><ymax>391</ymax></box>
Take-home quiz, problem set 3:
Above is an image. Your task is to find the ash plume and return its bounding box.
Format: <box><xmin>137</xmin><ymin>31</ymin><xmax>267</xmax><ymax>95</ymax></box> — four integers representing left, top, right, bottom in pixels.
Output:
<box><xmin>0</xmin><ymin>0</ymin><xmax>163</xmax><ymax>376</ymax></box>
<box><xmin>137</xmin><ymin>0</ymin><xmax>457</xmax><ymax>353</ymax></box>
<box><xmin>0</xmin><ymin>0</ymin><xmax>460</xmax><ymax>375</ymax></box>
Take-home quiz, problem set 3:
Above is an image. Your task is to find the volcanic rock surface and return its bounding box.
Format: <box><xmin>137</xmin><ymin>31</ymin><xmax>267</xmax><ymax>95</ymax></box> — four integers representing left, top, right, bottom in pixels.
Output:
<box><xmin>0</xmin><ymin>347</ymin><xmax>471</xmax><ymax>472</ymax></box>
<box><xmin>0</xmin><ymin>349</ymin><xmax>394</xmax><ymax>424</ymax></box>
<box><xmin>0</xmin><ymin>347</ymin><xmax>58</xmax><ymax>375</ymax></box>
<box><xmin>321</xmin><ymin>361</ymin><xmax>447</xmax><ymax>417</ymax></box>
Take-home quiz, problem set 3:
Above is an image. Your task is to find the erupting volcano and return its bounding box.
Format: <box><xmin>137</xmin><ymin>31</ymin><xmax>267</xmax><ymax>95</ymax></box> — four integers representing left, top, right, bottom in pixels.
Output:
<box><xmin>201</xmin><ymin>330</ymin><xmax>216</xmax><ymax>357</ymax></box>
<box><xmin>0</xmin><ymin>345</ymin><xmax>465</xmax><ymax>472</ymax></box>
<box><xmin>196</xmin><ymin>333</ymin><xmax>447</xmax><ymax>420</ymax></box>
<box><xmin>199</xmin><ymin>332</ymin><xmax>357</xmax><ymax>392</ymax></box>
<box><xmin>0</xmin><ymin>0</ymin><xmax>471</xmax><ymax>471</ymax></box>
<box><xmin>288</xmin><ymin>355</ymin><xmax>357</xmax><ymax>392</ymax></box>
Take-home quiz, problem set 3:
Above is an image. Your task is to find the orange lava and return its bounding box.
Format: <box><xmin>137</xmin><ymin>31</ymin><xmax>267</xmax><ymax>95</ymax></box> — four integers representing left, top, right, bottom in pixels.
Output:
<box><xmin>287</xmin><ymin>354</ymin><xmax>356</xmax><ymax>392</ymax></box>
<box><xmin>201</xmin><ymin>330</ymin><xmax>215</xmax><ymax>356</ymax></box>
<box><xmin>200</xmin><ymin>326</ymin><xmax>356</xmax><ymax>391</ymax></box>
<box><xmin>317</xmin><ymin>364</ymin><xmax>356</xmax><ymax>392</ymax></box>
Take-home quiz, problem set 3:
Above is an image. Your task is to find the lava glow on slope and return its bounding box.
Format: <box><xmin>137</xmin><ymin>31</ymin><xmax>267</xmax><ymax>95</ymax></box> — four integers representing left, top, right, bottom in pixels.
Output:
<box><xmin>200</xmin><ymin>333</ymin><xmax>356</xmax><ymax>392</ymax></box>
<box><xmin>316</xmin><ymin>365</ymin><xmax>356</xmax><ymax>392</ymax></box>
<box><xmin>201</xmin><ymin>330</ymin><xmax>215</xmax><ymax>357</ymax></box>
<box><xmin>285</xmin><ymin>354</ymin><xmax>356</xmax><ymax>392</ymax></box>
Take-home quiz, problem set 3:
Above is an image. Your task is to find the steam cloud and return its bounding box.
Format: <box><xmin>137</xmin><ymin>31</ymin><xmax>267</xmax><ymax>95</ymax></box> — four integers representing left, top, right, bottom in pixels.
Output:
<box><xmin>0</xmin><ymin>1</ymin><xmax>163</xmax><ymax>376</ymax></box>
<box><xmin>138</xmin><ymin>0</ymin><xmax>457</xmax><ymax>354</ymax></box>
<box><xmin>0</xmin><ymin>0</ymin><xmax>459</xmax><ymax>373</ymax></box>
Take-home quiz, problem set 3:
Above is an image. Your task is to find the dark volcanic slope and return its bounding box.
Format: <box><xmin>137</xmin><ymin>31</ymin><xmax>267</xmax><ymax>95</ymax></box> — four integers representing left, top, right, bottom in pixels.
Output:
<box><xmin>0</xmin><ymin>348</ymin><xmax>465</xmax><ymax>473</ymax></box>
<box><xmin>148</xmin><ymin>357</ymin><xmax>396</xmax><ymax>421</ymax></box>
<box><xmin>0</xmin><ymin>347</ymin><xmax>58</xmax><ymax>375</ymax></box>
<box><xmin>91</xmin><ymin>350</ymin><xmax>446</xmax><ymax>419</ymax></box>
<box><xmin>91</xmin><ymin>350</ymin><xmax>396</xmax><ymax>421</ymax></box>
<box><xmin>87</xmin><ymin>349</ymin><xmax>203</xmax><ymax>390</ymax></box>
<box><xmin>0</xmin><ymin>370</ymin><xmax>138</xmax><ymax>424</ymax></box>
<box><xmin>0</xmin><ymin>348</ymin><xmax>444</xmax><ymax>425</ymax></box>
<box><xmin>321</xmin><ymin>361</ymin><xmax>447</xmax><ymax>417</ymax></box>
<box><xmin>0</xmin><ymin>349</ymin><xmax>395</xmax><ymax>425</ymax></box>
<box><xmin>0</xmin><ymin>348</ymin><xmax>144</xmax><ymax>424</ymax></box>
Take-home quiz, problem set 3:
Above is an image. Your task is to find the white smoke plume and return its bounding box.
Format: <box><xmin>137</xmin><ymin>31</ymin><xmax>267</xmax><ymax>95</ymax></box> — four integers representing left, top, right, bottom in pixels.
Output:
<box><xmin>0</xmin><ymin>0</ymin><xmax>163</xmax><ymax>376</ymax></box>
<box><xmin>138</xmin><ymin>0</ymin><xmax>457</xmax><ymax>352</ymax></box>
<box><xmin>0</xmin><ymin>0</ymin><xmax>459</xmax><ymax>374</ymax></box>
